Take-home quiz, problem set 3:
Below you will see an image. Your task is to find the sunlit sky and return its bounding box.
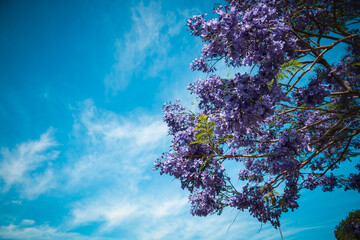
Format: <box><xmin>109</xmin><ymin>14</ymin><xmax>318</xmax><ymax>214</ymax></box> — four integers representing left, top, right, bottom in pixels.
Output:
<box><xmin>0</xmin><ymin>1</ymin><xmax>359</xmax><ymax>239</ymax></box>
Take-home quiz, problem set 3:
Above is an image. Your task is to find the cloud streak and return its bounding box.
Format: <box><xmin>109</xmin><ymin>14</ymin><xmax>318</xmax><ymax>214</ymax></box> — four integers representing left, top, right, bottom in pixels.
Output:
<box><xmin>0</xmin><ymin>129</ymin><xmax>59</xmax><ymax>199</ymax></box>
<box><xmin>64</xmin><ymin>99</ymin><xmax>168</xmax><ymax>191</ymax></box>
<box><xmin>0</xmin><ymin>223</ymin><xmax>109</xmax><ymax>240</ymax></box>
<box><xmin>104</xmin><ymin>1</ymin><xmax>183</xmax><ymax>93</ymax></box>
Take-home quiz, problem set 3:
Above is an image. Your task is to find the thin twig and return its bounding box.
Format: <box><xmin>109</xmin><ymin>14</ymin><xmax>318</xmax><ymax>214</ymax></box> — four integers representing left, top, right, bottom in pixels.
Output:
<box><xmin>286</xmin><ymin>48</ymin><xmax>329</xmax><ymax>95</ymax></box>
<box><xmin>227</xmin><ymin>211</ymin><xmax>241</xmax><ymax>233</ymax></box>
<box><xmin>279</xmin><ymin>225</ymin><xmax>284</xmax><ymax>240</ymax></box>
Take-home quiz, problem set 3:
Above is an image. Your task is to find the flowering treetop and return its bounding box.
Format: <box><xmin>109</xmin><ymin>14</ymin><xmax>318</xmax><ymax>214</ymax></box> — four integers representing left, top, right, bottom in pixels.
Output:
<box><xmin>154</xmin><ymin>0</ymin><xmax>360</xmax><ymax>228</ymax></box>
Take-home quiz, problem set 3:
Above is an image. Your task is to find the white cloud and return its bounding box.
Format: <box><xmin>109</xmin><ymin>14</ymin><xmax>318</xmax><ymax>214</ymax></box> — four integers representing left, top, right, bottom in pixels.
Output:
<box><xmin>280</xmin><ymin>226</ymin><xmax>324</xmax><ymax>240</ymax></box>
<box><xmin>69</xmin><ymin>189</ymin><xmax>189</xmax><ymax>233</ymax></box>
<box><xmin>20</xmin><ymin>219</ymin><xmax>35</xmax><ymax>226</ymax></box>
<box><xmin>0</xmin><ymin>223</ymin><xmax>108</xmax><ymax>240</ymax></box>
<box><xmin>72</xmin><ymin>197</ymin><xmax>138</xmax><ymax>229</ymax></box>
<box><xmin>104</xmin><ymin>1</ymin><xmax>183</xmax><ymax>93</ymax></box>
<box><xmin>135</xmin><ymin>209</ymin><xmax>277</xmax><ymax>240</ymax></box>
<box><xmin>0</xmin><ymin>129</ymin><xmax>59</xmax><ymax>199</ymax></box>
<box><xmin>64</xmin><ymin>100</ymin><xmax>168</xmax><ymax>192</ymax></box>
<box><xmin>65</xmin><ymin>100</ymin><xmax>184</xmax><ymax>233</ymax></box>
<box><xmin>145</xmin><ymin>196</ymin><xmax>188</xmax><ymax>219</ymax></box>
<box><xmin>78</xmin><ymin>100</ymin><xmax>167</xmax><ymax>148</ymax></box>
<box><xmin>64</xmin><ymin>110</ymin><xmax>189</xmax><ymax>233</ymax></box>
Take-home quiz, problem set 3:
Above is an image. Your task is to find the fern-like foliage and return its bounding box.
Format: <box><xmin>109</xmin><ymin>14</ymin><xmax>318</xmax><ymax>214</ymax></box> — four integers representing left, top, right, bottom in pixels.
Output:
<box><xmin>275</xmin><ymin>58</ymin><xmax>304</xmax><ymax>81</ymax></box>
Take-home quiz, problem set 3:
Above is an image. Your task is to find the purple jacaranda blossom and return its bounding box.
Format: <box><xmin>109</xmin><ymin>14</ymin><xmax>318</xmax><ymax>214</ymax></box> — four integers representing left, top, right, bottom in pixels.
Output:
<box><xmin>155</xmin><ymin>0</ymin><xmax>360</xmax><ymax>228</ymax></box>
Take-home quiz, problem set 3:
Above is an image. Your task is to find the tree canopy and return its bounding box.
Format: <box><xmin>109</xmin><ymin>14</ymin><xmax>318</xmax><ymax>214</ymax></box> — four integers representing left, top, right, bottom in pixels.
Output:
<box><xmin>154</xmin><ymin>0</ymin><xmax>360</xmax><ymax>228</ymax></box>
<box><xmin>335</xmin><ymin>210</ymin><xmax>360</xmax><ymax>240</ymax></box>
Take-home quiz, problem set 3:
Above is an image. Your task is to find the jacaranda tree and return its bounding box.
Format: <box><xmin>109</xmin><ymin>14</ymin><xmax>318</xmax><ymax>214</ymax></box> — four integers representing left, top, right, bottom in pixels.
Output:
<box><xmin>154</xmin><ymin>0</ymin><xmax>360</xmax><ymax>229</ymax></box>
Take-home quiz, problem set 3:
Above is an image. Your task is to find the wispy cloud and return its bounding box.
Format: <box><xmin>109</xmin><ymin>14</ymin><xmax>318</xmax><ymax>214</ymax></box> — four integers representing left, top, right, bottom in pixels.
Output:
<box><xmin>104</xmin><ymin>1</ymin><xmax>183</xmax><ymax>93</ymax></box>
<box><xmin>64</xmin><ymin>99</ymin><xmax>168</xmax><ymax>191</ymax></box>
<box><xmin>0</xmin><ymin>129</ymin><xmax>59</xmax><ymax>199</ymax></box>
<box><xmin>20</xmin><ymin>220</ymin><xmax>35</xmax><ymax>226</ymax></box>
<box><xmin>78</xmin><ymin>100</ymin><xmax>167</xmax><ymax>148</ymax></box>
<box><xmin>71</xmin><ymin>196</ymin><xmax>139</xmax><ymax>229</ymax></box>
<box><xmin>0</xmin><ymin>223</ymin><xmax>109</xmax><ymax>240</ymax></box>
<box><xmin>64</xmin><ymin>99</ymin><xmax>192</xmax><ymax>234</ymax></box>
<box><xmin>70</xmin><ymin>190</ymin><xmax>188</xmax><ymax>229</ymax></box>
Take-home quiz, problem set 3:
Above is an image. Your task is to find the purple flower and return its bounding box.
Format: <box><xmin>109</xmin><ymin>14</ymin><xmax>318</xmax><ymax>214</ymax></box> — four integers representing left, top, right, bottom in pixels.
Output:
<box><xmin>155</xmin><ymin>0</ymin><xmax>360</xmax><ymax>228</ymax></box>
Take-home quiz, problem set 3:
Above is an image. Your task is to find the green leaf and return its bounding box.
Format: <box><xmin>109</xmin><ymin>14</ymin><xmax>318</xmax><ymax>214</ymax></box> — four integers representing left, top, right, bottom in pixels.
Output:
<box><xmin>191</xmin><ymin>114</ymin><xmax>216</xmax><ymax>145</ymax></box>
<box><xmin>198</xmin><ymin>114</ymin><xmax>208</xmax><ymax>121</ymax></box>
<box><xmin>275</xmin><ymin>59</ymin><xmax>303</xmax><ymax>81</ymax></box>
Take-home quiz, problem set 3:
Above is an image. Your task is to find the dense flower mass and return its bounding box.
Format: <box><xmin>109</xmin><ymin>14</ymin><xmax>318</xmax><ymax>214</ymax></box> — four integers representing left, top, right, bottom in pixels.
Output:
<box><xmin>154</xmin><ymin>0</ymin><xmax>360</xmax><ymax>228</ymax></box>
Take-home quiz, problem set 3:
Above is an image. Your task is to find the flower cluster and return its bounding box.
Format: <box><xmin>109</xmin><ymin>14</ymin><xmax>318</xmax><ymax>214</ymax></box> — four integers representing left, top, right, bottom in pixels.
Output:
<box><xmin>155</xmin><ymin>0</ymin><xmax>360</xmax><ymax>228</ymax></box>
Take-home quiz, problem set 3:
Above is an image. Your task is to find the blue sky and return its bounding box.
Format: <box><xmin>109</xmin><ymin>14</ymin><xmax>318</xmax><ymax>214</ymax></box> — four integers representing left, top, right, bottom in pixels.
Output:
<box><xmin>0</xmin><ymin>1</ymin><xmax>359</xmax><ymax>239</ymax></box>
